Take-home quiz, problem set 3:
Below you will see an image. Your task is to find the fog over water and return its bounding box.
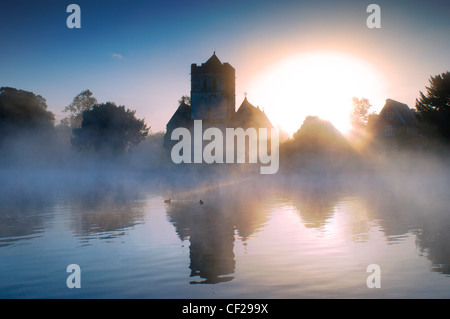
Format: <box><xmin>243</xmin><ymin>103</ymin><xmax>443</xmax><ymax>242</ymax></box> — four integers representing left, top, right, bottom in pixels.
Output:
<box><xmin>1</xmin><ymin>0</ymin><xmax>448</xmax><ymax>299</ymax></box>
<box><xmin>0</xmin><ymin>134</ymin><xmax>449</xmax><ymax>298</ymax></box>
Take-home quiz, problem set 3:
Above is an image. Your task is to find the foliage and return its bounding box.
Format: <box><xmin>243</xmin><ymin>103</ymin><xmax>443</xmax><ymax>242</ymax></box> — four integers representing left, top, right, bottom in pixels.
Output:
<box><xmin>415</xmin><ymin>71</ymin><xmax>450</xmax><ymax>142</ymax></box>
<box><xmin>366</xmin><ymin>113</ymin><xmax>379</xmax><ymax>133</ymax></box>
<box><xmin>281</xmin><ymin>116</ymin><xmax>352</xmax><ymax>156</ymax></box>
<box><xmin>0</xmin><ymin>87</ymin><xmax>54</xmax><ymax>137</ymax></box>
<box><xmin>350</xmin><ymin>97</ymin><xmax>372</xmax><ymax>129</ymax></box>
<box><xmin>280</xmin><ymin>116</ymin><xmax>357</xmax><ymax>171</ymax></box>
<box><xmin>178</xmin><ymin>95</ymin><xmax>191</xmax><ymax>106</ymax></box>
<box><xmin>62</xmin><ymin>89</ymin><xmax>97</xmax><ymax>128</ymax></box>
<box><xmin>291</xmin><ymin>116</ymin><xmax>350</xmax><ymax>151</ymax></box>
<box><xmin>72</xmin><ymin>102</ymin><xmax>149</xmax><ymax>155</ymax></box>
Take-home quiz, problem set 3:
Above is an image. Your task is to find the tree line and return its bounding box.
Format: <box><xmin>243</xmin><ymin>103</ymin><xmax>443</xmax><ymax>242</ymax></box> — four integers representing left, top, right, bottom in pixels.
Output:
<box><xmin>0</xmin><ymin>71</ymin><xmax>448</xmax><ymax>169</ymax></box>
<box><xmin>0</xmin><ymin>88</ymin><xmax>149</xmax><ymax>158</ymax></box>
<box><xmin>282</xmin><ymin>71</ymin><xmax>450</xmax><ymax>158</ymax></box>
<box><xmin>349</xmin><ymin>71</ymin><xmax>450</xmax><ymax>145</ymax></box>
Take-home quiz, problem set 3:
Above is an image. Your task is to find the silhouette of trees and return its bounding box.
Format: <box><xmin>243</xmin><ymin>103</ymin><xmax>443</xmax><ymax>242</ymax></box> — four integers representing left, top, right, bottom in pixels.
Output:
<box><xmin>0</xmin><ymin>87</ymin><xmax>54</xmax><ymax>142</ymax></box>
<box><xmin>290</xmin><ymin>116</ymin><xmax>351</xmax><ymax>153</ymax></box>
<box><xmin>178</xmin><ymin>95</ymin><xmax>191</xmax><ymax>106</ymax></box>
<box><xmin>280</xmin><ymin>116</ymin><xmax>356</xmax><ymax>170</ymax></box>
<box><xmin>61</xmin><ymin>89</ymin><xmax>97</xmax><ymax>128</ymax></box>
<box><xmin>366</xmin><ymin>113</ymin><xmax>379</xmax><ymax>134</ymax></box>
<box><xmin>415</xmin><ymin>71</ymin><xmax>450</xmax><ymax>142</ymax></box>
<box><xmin>72</xmin><ymin>102</ymin><xmax>149</xmax><ymax>155</ymax></box>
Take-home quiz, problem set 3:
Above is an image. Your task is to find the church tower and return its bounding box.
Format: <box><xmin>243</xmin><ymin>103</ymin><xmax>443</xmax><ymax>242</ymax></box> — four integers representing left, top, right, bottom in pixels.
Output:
<box><xmin>190</xmin><ymin>53</ymin><xmax>236</xmax><ymax>125</ymax></box>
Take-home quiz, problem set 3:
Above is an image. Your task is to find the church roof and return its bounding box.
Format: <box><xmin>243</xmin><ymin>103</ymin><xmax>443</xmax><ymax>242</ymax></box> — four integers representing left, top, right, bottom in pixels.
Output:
<box><xmin>204</xmin><ymin>52</ymin><xmax>222</xmax><ymax>68</ymax></box>
<box><xmin>191</xmin><ymin>52</ymin><xmax>234</xmax><ymax>73</ymax></box>
<box><xmin>166</xmin><ymin>101</ymin><xmax>191</xmax><ymax>129</ymax></box>
<box><xmin>233</xmin><ymin>97</ymin><xmax>273</xmax><ymax>129</ymax></box>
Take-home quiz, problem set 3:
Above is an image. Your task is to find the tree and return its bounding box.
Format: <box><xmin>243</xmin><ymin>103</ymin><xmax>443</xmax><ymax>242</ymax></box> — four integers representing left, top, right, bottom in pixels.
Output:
<box><xmin>350</xmin><ymin>97</ymin><xmax>372</xmax><ymax>129</ymax></box>
<box><xmin>0</xmin><ymin>87</ymin><xmax>54</xmax><ymax>138</ymax></box>
<box><xmin>291</xmin><ymin>116</ymin><xmax>350</xmax><ymax>152</ymax></box>
<box><xmin>415</xmin><ymin>71</ymin><xmax>450</xmax><ymax>142</ymax></box>
<box><xmin>366</xmin><ymin>113</ymin><xmax>379</xmax><ymax>135</ymax></box>
<box><xmin>280</xmin><ymin>116</ymin><xmax>355</xmax><ymax>171</ymax></box>
<box><xmin>72</xmin><ymin>102</ymin><xmax>149</xmax><ymax>155</ymax></box>
<box><xmin>178</xmin><ymin>95</ymin><xmax>190</xmax><ymax>106</ymax></box>
<box><xmin>62</xmin><ymin>89</ymin><xmax>97</xmax><ymax>128</ymax></box>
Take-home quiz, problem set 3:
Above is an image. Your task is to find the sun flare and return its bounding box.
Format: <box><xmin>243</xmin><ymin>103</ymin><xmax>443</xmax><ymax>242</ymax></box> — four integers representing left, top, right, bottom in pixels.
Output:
<box><xmin>248</xmin><ymin>51</ymin><xmax>386</xmax><ymax>136</ymax></box>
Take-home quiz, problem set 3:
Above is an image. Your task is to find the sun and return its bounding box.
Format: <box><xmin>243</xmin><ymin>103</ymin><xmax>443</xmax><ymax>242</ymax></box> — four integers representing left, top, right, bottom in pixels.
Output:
<box><xmin>248</xmin><ymin>51</ymin><xmax>386</xmax><ymax>136</ymax></box>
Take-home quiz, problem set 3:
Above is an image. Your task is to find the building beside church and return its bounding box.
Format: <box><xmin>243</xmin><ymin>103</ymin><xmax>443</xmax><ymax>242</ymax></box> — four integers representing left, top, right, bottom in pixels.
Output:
<box><xmin>370</xmin><ymin>98</ymin><xmax>421</xmax><ymax>152</ymax></box>
<box><xmin>164</xmin><ymin>53</ymin><xmax>272</xmax><ymax>148</ymax></box>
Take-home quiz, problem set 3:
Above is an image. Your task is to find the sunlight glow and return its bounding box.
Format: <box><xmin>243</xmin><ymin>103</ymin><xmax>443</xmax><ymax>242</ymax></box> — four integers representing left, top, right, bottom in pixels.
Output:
<box><xmin>248</xmin><ymin>51</ymin><xmax>386</xmax><ymax>136</ymax></box>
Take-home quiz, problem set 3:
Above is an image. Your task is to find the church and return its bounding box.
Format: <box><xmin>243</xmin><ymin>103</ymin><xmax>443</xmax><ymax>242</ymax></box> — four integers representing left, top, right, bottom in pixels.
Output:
<box><xmin>164</xmin><ymin>53</ymin><xmax>273</xmax><ymax>148</ymax></box>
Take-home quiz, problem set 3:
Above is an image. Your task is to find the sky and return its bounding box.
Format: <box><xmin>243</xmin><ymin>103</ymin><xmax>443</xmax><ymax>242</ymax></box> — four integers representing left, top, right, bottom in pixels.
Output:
<box><xmin>0</xmin><ymin>0</ymin><xmax>449</xmax><ymax>135</ymax></box>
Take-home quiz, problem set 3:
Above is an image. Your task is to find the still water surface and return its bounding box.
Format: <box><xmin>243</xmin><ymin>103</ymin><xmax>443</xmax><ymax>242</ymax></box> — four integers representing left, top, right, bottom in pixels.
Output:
<box><xmin>0</xmin><ymin>170</ymin><xmax>449</xmax><ymax>298</ymax></box>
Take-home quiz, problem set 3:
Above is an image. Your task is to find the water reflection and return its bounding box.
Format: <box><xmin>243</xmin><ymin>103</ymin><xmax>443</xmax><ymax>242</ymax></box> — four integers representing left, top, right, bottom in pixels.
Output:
<box><xmin>0</xmin><ymin>173</ymin><xmax>150</xmax><ymax>247</ymax></box>
<box><xmin>167</xmin><ymin>202</ymin><xmax>235</xmax><ymax>284</ymax></box>
<box><xmin>0</xmin><ymin>170</ymin><xmax>449</xmax><ymax>297</ymax></box>
<box><xmin>165</xmin><ymin>175</ymin><xmax>450</xmax><ymax>282</ymax></box>
<box><xmin>64</xmin><ymin>183</ymin><xmax>147</xmax><ymax>243</ymax></box>
<box><xmin>367</xmin><ymin>179</ymin><xmax>450</xmax><ymax>274</ymax></box>
<box><xmin>0</xmin><ymin>181</ymin><xmax>55</xmax><ymax>247</ymax></box>
<box><xmin>287</xmin><ymin>183</ymin><xmax>341</xmax><ymax>230</ymax></box>
<box><xmin>415</xmin><ymin>215</ymin><xmax>450</xmax><ymax>275</ymax></box>
<box><xmin>166</xmin><ymin>183</ymin><xmax>271</xmax><ymax>284</ymax></box>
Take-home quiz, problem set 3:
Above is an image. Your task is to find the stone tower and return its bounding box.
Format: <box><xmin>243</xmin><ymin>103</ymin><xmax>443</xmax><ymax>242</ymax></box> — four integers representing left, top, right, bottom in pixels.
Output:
<box><xmin>190</xmin><ymin>53</ymin><xmax>235</xmax><ymax>125</ymax></box>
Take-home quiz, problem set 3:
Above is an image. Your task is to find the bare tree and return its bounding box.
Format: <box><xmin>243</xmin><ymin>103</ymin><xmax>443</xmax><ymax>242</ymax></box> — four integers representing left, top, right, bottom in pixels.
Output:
<box><xmin>350</xmin><ymin>97</ymin><xmax>372</xmax><ymax>129</ymax></box>
<box><xmin>62</xmin><ymin>90</ymin><xmax>97</xmax><ymax>128</ymax></box>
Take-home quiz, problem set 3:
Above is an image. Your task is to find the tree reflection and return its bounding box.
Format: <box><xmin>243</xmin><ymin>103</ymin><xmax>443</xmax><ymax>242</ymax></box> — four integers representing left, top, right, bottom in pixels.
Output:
<box><xmin>283</xmin><ymin>179</ymin><xmax>342</xmax><ymax>229</ymax></box>
<box><xmin>415</xmin><ymin>214</ymin><xmax>450</xmax><ymax>274</ymax></box>
<box><xmin>0</xmin><ymin>189</ymin><xmax>53</xmax><ymax>247</ymax></box>
<box><xmin>361</xmin><ymin>178</ymin><xmax>450</xmax><ymax>275</ymax></box>
<box><xmin>65</xmin><ymin>181</ymin><xmax>147</xmax><ymax>242</ymax></box>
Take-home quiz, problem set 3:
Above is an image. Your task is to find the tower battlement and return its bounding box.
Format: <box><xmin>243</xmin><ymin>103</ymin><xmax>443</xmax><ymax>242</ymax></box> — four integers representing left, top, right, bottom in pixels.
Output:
<box><xmin>190</xmin><ymin>53</ymin><xmax>236</xmax><ymax>123</ymax></box>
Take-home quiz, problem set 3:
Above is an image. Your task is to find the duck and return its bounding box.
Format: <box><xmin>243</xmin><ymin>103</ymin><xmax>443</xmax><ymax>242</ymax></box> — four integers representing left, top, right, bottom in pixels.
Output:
<box><xmin>164</xmin><ymin>199</ymin><xmax>171</xmax><ymax>204</ymax></box>
<box><xmin>199</xmin><ymin>200</ymin><xmax>204</xmax><ymax>205</ymax></box>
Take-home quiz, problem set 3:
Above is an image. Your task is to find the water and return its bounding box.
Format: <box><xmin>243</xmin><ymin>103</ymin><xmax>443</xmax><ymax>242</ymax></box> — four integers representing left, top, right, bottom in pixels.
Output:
<box><xmin>0</xmin><ymin>169</ymin><xmax>449</xmax><ymax>298</ymax></box>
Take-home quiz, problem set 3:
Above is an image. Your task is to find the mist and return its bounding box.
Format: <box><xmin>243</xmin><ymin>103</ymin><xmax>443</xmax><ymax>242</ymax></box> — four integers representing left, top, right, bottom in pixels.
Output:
<box><xmin>1</xmin><ymin>86</ymin><xmax>450</xmax><ymax>298</ymax></box>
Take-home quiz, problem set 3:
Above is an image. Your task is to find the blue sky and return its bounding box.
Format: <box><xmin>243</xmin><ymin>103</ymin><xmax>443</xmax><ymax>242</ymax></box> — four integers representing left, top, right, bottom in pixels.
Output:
<box><xmin>0</xmin><ymin>0</ymin><xmax>449</xmax><ymax>133</ymax></box>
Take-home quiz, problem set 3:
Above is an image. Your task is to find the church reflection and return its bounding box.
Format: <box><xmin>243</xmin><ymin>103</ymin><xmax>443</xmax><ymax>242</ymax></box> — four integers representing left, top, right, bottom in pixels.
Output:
<box><xmin>167</xmin><ymin>201</ymin><xmax>235</xmax><ymax>284</ymax></box>
<box><xmin>165</xmin><ymin>184</ymin><xmax>270</xmax><ymax>284</ymax></box>
<box><xmin>166</xmin><ymin>176</ymin><xmax>450</xmax><ymax>281</ymax></box>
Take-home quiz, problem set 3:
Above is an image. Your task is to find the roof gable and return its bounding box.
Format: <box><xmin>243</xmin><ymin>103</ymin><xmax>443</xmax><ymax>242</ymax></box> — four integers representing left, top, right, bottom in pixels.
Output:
<box><xmin>166</xmin><ymin>102</ymin><xmax>191</xmax><ymax>128</ymax></box>
<box><xmin>233</xmin><ymin>97</ymin><xmax>273</xmax><ymax>129</ymax></box>
<box><xmin>204</xmin><ymin>53</ymin><xmax>222</xmax><ymax>68</ymax></box>
<box><xmin>380</xmin><ymin>99</ymin><xmax>417</xmax><ymax>125</ymax></box>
